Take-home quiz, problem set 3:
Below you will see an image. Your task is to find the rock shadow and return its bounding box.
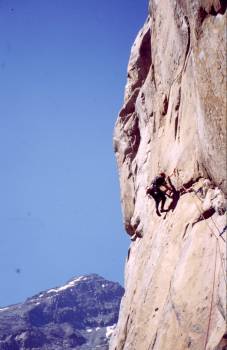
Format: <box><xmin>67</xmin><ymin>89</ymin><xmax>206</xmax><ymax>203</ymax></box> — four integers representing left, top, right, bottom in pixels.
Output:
<box><xmin>192</xmin><ymin>207</ymin><xmax>216</xmax><ymax>227</ymax></box>
<box><xmin>166</xmin><ymin>177</ymin><xmax>180</xmax><ymax>212</ymax></box>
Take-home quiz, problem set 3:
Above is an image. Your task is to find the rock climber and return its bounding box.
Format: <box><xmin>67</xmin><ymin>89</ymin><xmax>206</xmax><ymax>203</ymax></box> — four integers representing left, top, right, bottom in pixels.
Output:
<box><xmin>146</xmin><ymin>172</ymin><xmax>173</xmax><ymax>216</ymax></box>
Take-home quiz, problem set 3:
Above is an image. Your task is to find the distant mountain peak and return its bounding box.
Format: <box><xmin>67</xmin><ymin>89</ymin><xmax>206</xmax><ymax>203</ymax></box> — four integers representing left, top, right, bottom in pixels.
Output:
<box><xmin>0</xmin><ymin>274</ymin><xmax>124</xmax><ymax>350</ymax></box>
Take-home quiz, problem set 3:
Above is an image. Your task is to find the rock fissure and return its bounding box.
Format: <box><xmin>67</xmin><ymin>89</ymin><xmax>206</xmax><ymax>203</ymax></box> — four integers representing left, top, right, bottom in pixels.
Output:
<box><xmin>149</xmin><ymin>330</ymin><xmax>158</xmax><ymax>350</ymax></box>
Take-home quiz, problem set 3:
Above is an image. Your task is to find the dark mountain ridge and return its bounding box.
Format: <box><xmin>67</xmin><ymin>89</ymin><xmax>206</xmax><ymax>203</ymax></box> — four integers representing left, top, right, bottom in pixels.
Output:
<box><xmin>0</xmin><ymin>274</ymin><xmax>124</xmax><ymax>350</ymax></box>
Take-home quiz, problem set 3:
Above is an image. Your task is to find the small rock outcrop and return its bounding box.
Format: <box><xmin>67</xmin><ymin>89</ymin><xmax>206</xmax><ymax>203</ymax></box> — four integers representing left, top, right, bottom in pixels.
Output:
<box><xmin>111</xmin><ymin>1</ymin><xmax>226</xmax><ymax>349</ymax></box>
<box><xmin>0</xmin><ymin>274</ymin><xmax>124</xmax><ymax>350</ymax></box>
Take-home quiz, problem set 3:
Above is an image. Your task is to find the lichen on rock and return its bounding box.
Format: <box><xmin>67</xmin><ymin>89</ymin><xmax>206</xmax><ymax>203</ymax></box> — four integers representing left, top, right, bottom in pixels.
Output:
<box><xmin>111</xmin><ymin>1</ymin><xmax>227</xmax><ymax>349</ymax></box>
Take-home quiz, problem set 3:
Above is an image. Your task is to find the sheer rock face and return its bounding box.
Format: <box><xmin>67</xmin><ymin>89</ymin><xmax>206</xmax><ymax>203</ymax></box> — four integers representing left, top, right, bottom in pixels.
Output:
<box><xmin>111</xmin><ymin>1</ymin><xmax>226</xmax><ymax>350</ymax></box>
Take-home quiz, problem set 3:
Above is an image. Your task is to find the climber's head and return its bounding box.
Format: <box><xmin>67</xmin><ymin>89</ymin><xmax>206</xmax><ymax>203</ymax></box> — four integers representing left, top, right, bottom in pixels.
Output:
<box><xmin>160</xmin><ymin>172</ymin><xmax>166</xmax><ymax>178</ymax></box>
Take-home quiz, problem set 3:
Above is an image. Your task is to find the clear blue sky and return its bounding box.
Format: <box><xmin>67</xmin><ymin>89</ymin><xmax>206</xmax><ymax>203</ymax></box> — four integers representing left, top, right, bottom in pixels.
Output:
<box><xmin>0</xmin><ymin>0</ymin><xmax>148</xmax><ymax>307</ymax></box>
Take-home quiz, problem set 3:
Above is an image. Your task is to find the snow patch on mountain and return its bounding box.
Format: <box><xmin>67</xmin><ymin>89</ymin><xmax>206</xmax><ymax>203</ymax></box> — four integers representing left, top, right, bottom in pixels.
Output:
<box><xmin>46</xmin><ymin>276</ymin><xmax>87</xmax><ymax>294</ymax></box>
<box><xmin>106</xmin><ymin>324</ymin><xmax>116</xmax><ymax>339</ymax></box>
<box><xmin>0</xmin><ymin>307</ymin><xmax>10</xmax><ymax>312</ymax></box>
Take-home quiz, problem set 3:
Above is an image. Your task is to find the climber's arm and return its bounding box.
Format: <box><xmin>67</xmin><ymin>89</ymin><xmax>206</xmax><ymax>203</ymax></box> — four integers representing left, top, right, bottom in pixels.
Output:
<box><xmin>161</xmin><ymin>183</ymin><xmax>173</xmax><ymax>197</ymax></box>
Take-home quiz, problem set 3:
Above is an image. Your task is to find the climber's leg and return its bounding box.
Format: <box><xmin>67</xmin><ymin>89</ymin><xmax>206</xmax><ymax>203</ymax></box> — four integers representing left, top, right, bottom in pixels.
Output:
<box><xmin>155</xmin><ymin>198</ymin><xmax>161</xmax><ymax>216</ymax></box>
<box><xmin>160</xmin><ymin>193</ymin><xmax>167</xmax><ymax>212</ymax></box>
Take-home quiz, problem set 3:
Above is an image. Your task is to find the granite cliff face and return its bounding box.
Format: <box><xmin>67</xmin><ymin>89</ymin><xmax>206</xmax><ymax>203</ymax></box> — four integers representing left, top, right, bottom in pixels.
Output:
<box><xmin>111</xmin><ymin>1</ymin><xmax>227</xmax><ymax>350</ymax></box>
<box><xmin>0</xmin><ymin>274</ymin><xmax>124</xmax><ymax>350</ymax></box>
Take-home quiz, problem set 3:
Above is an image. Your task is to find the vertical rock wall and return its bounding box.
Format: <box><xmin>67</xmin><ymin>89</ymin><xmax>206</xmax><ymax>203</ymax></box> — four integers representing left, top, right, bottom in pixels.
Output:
<box><xmin>110</xmin><ymin>1</ymin><xmax>226</xmax><ymax>349</ymax></box>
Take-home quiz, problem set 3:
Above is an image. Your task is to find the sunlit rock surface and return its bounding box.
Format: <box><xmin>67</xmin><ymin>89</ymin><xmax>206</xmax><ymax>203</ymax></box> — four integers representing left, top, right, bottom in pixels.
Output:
<box><xmin>0</xmin><ymin>274</ymin><xmax>124</xmax><ymax>350</ymax></box>
<box><xmin>111</xmin><ymin>1</ymin><xmax>226</xmax><ymax>349</ymax></box>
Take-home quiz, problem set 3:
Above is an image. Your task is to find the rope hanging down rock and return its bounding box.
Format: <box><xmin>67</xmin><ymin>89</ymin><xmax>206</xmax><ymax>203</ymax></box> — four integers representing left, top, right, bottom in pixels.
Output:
<box><xmin>203</xmin><ymin>239</ymin><xmax>218</xmax><ymax>350</ymax></box>
<box><xmin>169</xmin><ymin>169</ymin><xmax>226</xmax><ymax>349</ymax></box>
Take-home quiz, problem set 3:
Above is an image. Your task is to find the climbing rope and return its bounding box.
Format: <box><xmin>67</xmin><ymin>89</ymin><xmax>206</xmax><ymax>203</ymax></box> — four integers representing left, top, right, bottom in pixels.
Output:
<box><xmin>186</xmin><ymin>186</ymin><xmax>227</xmax><ymax>286</ymax></box>
<box><xmin>203</xmin><ymin>238</ymin><xmax>218</xmax><ymax>350</ymax></box>
<box><xmin>169</xmin><ymin>169</ymin><xmax>226</xmax><ymax>240</ymax></box>
<box><xmin>169</xmin><ymin>170</ymin><xmax>226</xmax><ymax>349</ymax></box>
<box><xmin>171</xmin><ymin>170</ymin><xmax>226</xmax><ymax>278</ymax></box>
